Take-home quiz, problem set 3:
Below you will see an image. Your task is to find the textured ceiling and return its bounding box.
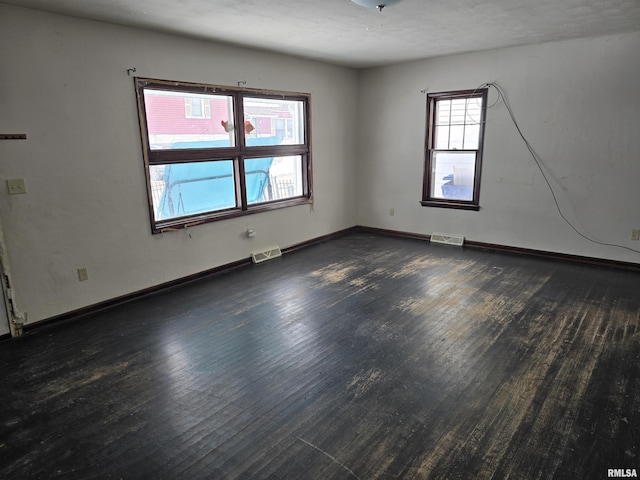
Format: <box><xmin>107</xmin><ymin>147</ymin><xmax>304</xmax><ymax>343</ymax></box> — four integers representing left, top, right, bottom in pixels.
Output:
<box><xmin>2</xmin><ymin>0</ymin><xmax>640</xmax><ymax>67</ymax></box>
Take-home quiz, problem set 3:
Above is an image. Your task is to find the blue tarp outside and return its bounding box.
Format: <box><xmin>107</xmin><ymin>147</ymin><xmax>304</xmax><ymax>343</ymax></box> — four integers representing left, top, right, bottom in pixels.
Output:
<box><xmin>156</xmin><ymin>136</ymin><xmax>281</xmax><ymax>219</ymax></box>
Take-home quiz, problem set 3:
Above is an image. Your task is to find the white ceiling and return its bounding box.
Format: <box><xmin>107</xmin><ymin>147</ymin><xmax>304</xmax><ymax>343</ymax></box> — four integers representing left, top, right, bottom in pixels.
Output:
<box><xmin>2</xmin><ymin>0</ymin><xmax>640</xmax><ymax>68</ymax></box>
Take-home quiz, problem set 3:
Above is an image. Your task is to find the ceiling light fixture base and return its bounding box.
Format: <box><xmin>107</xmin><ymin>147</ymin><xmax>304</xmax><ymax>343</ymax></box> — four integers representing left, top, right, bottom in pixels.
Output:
<box><xmin>351</xmin><ymin>0</ymin><xmax>404</xmax><ymax>11</ymax></box>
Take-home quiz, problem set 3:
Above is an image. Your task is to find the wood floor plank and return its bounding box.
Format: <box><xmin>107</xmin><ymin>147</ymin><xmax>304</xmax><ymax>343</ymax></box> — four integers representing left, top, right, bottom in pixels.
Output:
<box><xmin>1</xmin><ymin>232</ymin><xmax>639</xmax><ymax>479</ymax></box>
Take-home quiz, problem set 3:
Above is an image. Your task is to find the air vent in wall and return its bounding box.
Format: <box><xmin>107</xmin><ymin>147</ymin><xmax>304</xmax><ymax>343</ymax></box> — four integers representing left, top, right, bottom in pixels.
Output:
<box><xmin>251</xmin><ymin>246</ymin><xmax>282</xmax><ymax>264</ymax></box>
<box><xmin>430</xmin><ymin>233</ymin><xmax>464</xmax><ymax>246</ymax></box>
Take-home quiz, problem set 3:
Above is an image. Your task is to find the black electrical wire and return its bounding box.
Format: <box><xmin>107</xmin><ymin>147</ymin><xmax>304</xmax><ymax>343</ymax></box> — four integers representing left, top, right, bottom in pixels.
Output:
<box><xmin>479</xmin><ymin>82</ymin><xmax>640</xmax><ymax>256</ymax></box>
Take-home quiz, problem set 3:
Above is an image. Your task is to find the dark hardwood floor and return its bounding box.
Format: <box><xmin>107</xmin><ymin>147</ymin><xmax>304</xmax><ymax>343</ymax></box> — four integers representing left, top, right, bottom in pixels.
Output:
<box><xmin>1</xmin><ymin>232</ymin><xmax>639</xmax><ymax>479</ymax></box>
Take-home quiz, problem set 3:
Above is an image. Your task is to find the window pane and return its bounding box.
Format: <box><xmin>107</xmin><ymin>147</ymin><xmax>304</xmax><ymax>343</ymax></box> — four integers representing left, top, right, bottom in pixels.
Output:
<box><xmin>435</xmin><ymin>100</ymin><xmax>451</xmax><ymax>126</ymax></box>
<box><xmin>463</xmin><ymin>124</ymin><xmax>480</xmax><ymax>150</ymax></box>
<box><xmin>143</xmin><ymin>90</ymin><xmax>235</xmax><ymax>150</ymax></box>
<box><xmin>150</xmin><ymin>161</ymin><xmax>236</xmax><ymax>220</ymax></box>
<box><xmin>243</xmin><ymin>98</ymin><xmax>304</xmax><ymax>146</ymax></box>
<box><xmin>189</xmin><ymin>98</ymin><xmax>203</xmax><ymax>118</ymax></box>
<box><xmin>449</xmin><ymin>99</ymin><xmax>468</xmax><ymax>125</ymax></box>
<box><xmin>466</xmin><ymin>98</ymin><xmax>483</xmax><ymax>124</ymax></box>
<box><xmin>434</xmin><ymin>125</ymin><xmax>450</xmax><ymax>149</ymax></box>
<box><xmin>430</xmin><ymin>152</ymin><xmax>476</xmax><ymax>201</ymax></box>
<box><xmin>449</xmin><ymin>125</ymin><xmax>465</xmax><ymax>150</ymax></box>
<box><xmin>245</xmin><ymin>155</ymin><xmax>303</xmax><ymax>205</ymax></box>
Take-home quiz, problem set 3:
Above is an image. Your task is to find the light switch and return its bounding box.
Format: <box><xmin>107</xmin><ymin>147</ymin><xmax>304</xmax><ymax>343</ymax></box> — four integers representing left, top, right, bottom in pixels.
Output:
<box><xmin>77</xmin><ymin>267</ymin><xmax>89</xmax><ymax>282</ymax></box>
<box><xmin>7</xmin><ymin>178</ymin><xmax>26</xmax><ymax>195</ymax></box>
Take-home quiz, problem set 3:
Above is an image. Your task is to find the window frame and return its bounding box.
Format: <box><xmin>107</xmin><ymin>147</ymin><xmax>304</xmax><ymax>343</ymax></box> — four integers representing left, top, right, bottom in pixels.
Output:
<box><xmin>421</xmin><ymin>88</ymin><xmax>488</xmax><ymax>211</ymax></box>
<box><xmin>135</xmin><ymin>78</ymin><xmax>312</xmax><ymax>233</ymax></box>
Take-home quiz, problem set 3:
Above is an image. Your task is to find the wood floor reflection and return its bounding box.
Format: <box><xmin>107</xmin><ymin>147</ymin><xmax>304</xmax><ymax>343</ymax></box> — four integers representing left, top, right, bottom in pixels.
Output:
<box><xmin>1</xmin><ymin>233</ymin><xmax>639</xmax><ymax>479</ymax></box>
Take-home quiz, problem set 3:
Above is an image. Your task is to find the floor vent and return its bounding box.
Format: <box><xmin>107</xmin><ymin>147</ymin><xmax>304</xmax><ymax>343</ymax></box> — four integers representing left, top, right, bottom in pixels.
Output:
<box><xmin>251</xmin><ymin>246</ymin><xmax>282</xmax><ymax>264</ymax></box>
<box><xmin>430</xmin><ymin>233</ymin><xmax>465</xmax><ymax>246</ymax></box>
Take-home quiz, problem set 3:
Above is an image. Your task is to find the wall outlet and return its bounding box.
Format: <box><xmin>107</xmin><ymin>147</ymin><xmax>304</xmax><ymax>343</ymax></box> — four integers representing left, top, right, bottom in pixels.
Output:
<box><xmin>389</xmin><ymin>208</ymin><xmax>395</xmax><ymax>216</ymax></box>
<box><xmin>77</xmin><ymin>267</ymin><xmax>89</xmax><ymax>281</ymax></box>
<box><xmin>7</xmin><ymin>178</ymin><xmax>26</xmax><ymax>195</ymax></box>
<box><xmin>632</xmin><ymin>229</ymin><xmax>640</xmax><ymax>241</ymax></box>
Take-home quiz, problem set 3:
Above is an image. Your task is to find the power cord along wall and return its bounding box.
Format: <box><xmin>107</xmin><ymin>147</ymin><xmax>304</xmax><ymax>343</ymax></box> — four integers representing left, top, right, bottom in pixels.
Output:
<box><xmin>479</xmin><ymin>82</ymin><xmax>640</xmax><ymax>256</ymax></box>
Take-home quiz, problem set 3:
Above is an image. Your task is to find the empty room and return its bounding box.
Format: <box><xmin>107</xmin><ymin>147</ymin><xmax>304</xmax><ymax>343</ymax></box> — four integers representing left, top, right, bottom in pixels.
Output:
<box><xmin>0</xmin><ymin>0</ymin><xmax>639</xmax><ymax>478</ymax></box>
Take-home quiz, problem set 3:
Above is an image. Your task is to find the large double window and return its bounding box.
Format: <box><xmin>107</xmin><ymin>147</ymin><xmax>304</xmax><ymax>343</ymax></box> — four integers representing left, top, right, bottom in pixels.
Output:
<box><xmin>135</xmin><ymin>78</ymin><xmax>312</xmax><ymax>233</ymax></box>
<box><xmin>422</xmin><ymin>89</ymin><xmax>487</xmax><ymax>210</ymax></box>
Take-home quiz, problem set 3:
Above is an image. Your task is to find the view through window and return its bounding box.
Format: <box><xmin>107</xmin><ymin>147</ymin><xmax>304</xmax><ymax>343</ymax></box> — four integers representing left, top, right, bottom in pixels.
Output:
<box><xmin>422</xmin><ymin>89</ymin><xmax>487</xmax><ymax>210</ymax></box>
<box><xmin>136</xmin><ymin>79</ymin><xmax>312</xmax><ymax>232</ymax></box>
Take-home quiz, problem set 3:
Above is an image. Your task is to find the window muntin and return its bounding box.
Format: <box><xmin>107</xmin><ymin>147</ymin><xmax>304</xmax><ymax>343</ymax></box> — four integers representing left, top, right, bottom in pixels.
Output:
<box><xmin>434</xmin><ymin>98</ymin><xmax>482</xmax><ymax>150</ymax></box>
<box><xmin>422</xmin><ymin>89</ymin><xmax>487</xmax><ymax>210</ymax></box>
<box><xmin>136</xmin><ymin>79</ymin><xmax>312</xmax><ymax>232</ymax></box>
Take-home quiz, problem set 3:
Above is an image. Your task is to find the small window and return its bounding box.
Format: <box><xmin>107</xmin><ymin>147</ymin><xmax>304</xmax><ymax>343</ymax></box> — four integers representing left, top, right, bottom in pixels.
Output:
<box><xmin>421</xmin><ymin>89</ymin><xmax>487</xmax><ymax>210</ymax></box>
<box><xmin>183</xmin><ymin>96</ymin><xmax>211</xmax><ymax>119</ymax></box>
<box><xmin>136</xmin><ymin>78</ymin><xmax>312</xmax><ymax>233</ymax></box>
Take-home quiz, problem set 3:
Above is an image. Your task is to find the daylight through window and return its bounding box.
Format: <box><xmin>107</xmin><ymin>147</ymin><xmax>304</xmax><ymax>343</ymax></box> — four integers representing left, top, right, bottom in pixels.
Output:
<box><xmin>422</xmin><ymin>89</ymin><xmax>487</xmax><ymax>210</ymax></box>
<box><xmin>135</xmin><ymin>78</ymin><xmax>312</xmax><ymax>232</ymax></box>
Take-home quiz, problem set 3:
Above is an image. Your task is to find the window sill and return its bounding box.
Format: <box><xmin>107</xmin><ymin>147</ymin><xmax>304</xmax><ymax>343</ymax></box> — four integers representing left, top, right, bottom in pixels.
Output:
<box><xmin>153</xmin><ymin>196</ymin><xmax>313</xmax><ymax>234</ymax></box>
<box><xmin>420</xmin><ymin>200</ymin><xmax>480</xmax><ymax>211</ymax></box>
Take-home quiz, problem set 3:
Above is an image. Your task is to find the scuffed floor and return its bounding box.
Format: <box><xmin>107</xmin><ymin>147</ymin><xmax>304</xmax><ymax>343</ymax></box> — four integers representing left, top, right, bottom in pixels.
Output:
<box><xmin>1</xmin><ymin>232</ymin><xmax>638</xmax><ymax>479</ymax></box>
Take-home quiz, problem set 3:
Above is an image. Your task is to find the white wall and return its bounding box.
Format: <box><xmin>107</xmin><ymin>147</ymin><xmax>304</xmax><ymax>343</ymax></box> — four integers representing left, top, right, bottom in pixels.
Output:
<box><xmin>357</xmin><ymin>32</ymin><xmax>640</xmax><ymax>264</ymax></box>
<box><xmin>0</xmin><ymin>5</ymin><xmax>359</xmax><ymax>324</ymax></box>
